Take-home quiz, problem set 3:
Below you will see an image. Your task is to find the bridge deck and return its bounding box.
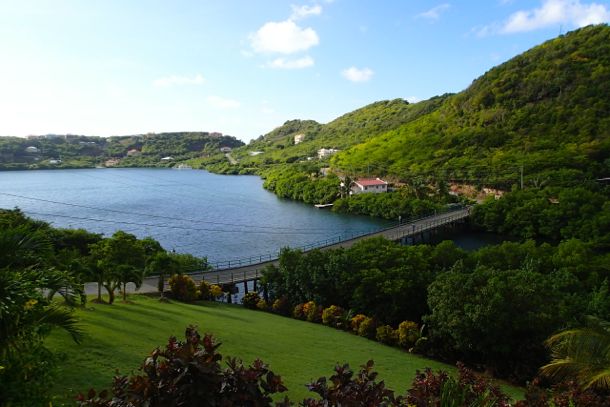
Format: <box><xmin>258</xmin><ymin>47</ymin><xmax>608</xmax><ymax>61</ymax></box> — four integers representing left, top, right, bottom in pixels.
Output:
<box><xmin>85</xmin><ymin>208</ymin><xmax>470</xmax><ymax>295</ymax></box>
<box><xmin>183</xmin><ymin>207</ymin><xmax>470</xmax><ymax>286</ymax></box>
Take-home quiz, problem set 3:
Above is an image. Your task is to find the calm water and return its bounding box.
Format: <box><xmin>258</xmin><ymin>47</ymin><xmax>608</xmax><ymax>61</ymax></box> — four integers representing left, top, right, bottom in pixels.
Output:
<box><xmin>0</xmin><ymin>168</ymin><xmax>391</xmax><ymax>263</ymax></box>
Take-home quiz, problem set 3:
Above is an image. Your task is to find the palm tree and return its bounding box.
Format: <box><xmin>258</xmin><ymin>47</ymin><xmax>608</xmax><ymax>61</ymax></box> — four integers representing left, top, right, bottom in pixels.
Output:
<box><xmin>540</xmin><ymin>317</ymin><xmax>610</xmax><ymax>390</ymax></box>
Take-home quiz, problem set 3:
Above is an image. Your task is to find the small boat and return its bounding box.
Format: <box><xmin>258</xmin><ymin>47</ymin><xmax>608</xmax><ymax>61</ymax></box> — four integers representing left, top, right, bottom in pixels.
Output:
<box><xmin>174</xmin><ymin>164</ymin><xmax>193</xmax><ymax>170</ymax></box>
<box><xmin>314</xmin><ymin>203</ymin><xmax>333</xmax><ymax>209</ymax></box>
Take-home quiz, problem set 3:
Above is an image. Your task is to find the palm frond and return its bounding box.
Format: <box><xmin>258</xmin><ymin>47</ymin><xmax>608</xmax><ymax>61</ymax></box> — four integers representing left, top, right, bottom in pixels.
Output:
<box><xmin>35</xmin><ymin>304</ymin><xmax>84</xmax><ymax>344</ymax></box>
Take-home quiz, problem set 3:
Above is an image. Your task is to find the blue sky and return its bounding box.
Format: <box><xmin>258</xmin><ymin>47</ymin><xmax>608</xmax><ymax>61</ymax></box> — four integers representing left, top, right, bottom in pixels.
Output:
<box><xmin>1</xmin><ymin>0</ymin><xmax>609</xmax><ymax>142</ymax></box>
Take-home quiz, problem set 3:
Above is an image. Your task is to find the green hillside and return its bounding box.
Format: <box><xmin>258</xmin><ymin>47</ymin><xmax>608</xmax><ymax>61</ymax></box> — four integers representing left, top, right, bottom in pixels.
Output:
<box><xmin>201</xmin><ymin>96</ymin><xmax>448</xmax><ymax>173</ymax></box>
<box><xmin>0</xmin><ymin>132</ymin><xmax>243</xmax><ymax>170</ymax></box>
<box><xmin>332</xmin><ymin>25</ymin><xmax>610</xmax><ymax>188</ymax></box>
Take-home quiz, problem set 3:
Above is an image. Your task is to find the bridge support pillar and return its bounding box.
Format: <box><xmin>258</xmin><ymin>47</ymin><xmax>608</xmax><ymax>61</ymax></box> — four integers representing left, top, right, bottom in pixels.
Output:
<box><xmin>244</xmin><ymin>280</ymin><xmax>248</xmax><ymax>294</ymax></box>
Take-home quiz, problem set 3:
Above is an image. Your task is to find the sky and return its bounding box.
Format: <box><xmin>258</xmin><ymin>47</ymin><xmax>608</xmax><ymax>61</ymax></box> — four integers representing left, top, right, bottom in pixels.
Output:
<box><xmin>1</xmin><ymin>0</ymin><xmax>609</xmax><ymax>142</ymax></box>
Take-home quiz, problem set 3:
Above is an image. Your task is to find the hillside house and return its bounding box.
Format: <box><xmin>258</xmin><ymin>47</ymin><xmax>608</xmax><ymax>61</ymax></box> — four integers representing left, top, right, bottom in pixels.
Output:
<box><xmin>160</xmin><ymin>156</ymin><xmax>173</xmax><ymax>161</ymax></box>
<box><xmin>220</xmin><ymin>146</ymin><xmax>232</xmax><ymax>153</ymax></box>
<box><xmin>25</xmin><ymin>146</ymin><xmax>39</xmax><ymax>153</ymax></box>
<box><xmin>317</xmin><ymin>148</ymin><xmax>339</xmax><ymax>159</ymax></box>
<box><xmin>351</xmin><ymin>178</ymin><xmax>388</xmax><ymax>195</ymax></box>
<box><xmin>126</xmin><ymin>149</ymin><xmax>141</xmax><ymax>156</ymax></box>
<box><xmin>294</xmin><ymin>134</ymin><xmax>305</xmax><ymax>144</ymax></box>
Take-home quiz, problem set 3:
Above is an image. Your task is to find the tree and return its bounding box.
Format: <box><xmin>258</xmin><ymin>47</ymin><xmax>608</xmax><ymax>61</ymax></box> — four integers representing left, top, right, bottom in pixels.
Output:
<box><xmin>541</xmin><ymin>317</ymin><xmax>610</xmax><ymax>390</ymax></box>
<box><xmin>0</xmin><ymin>221</ymin><xmax>83</xmax><ymax>406</ymax></box>
<box><xmin>89</xmin><ymin>231</ymin><xmax>146</xmax><ymax>304</ymax></box>
<box><xmin>146</xmin><ymin>251</ymin><xmax>179</xmax><ymax>296</ymax></box>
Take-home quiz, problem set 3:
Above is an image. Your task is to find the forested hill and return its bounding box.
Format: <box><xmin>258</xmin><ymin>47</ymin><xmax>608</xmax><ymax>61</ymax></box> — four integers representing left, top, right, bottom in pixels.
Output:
<box><xmin>0</xmin><ymin>132</ymin><xmax>243</xmax><ymax>170</ymax></box>
<box><xmin>332</xmin><ymin>24</ymin><xmax>610</xmax><ymax>187</ymax></box>
<box><xmin>224</xmin><ymin>96</ymin><xmax>448</xmax><ymax>168</ymax></box>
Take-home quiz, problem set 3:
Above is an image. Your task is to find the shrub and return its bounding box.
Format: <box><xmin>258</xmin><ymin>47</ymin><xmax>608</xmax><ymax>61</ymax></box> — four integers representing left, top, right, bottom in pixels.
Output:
<box><xmin>293</xmin><ymin>303</ymin><xmax>306</xmax><ymax>320</ymax></box>
<box><xmin>76</xmin><ymin>326</ymin><xmax>289</xmax><ymax>406</ymax></box>
<box><xmin>397</xmin><ymin>321</ymin><xmax>420</xmax><ymax>349</ymax></box>
<box><xmin>406</xmin><ymin>362</ymin><xmax>511</xmax><ymax>407</ymax></box>
<box><xmin>302</xmin><ymin>360</ymin><xmax>401</xmax><ymax>406</ymax></box>
<box><xmin>272</xmin><ymin>297</ymin><xmax>291</xmax><ymax>316</ymax></box>
<box><xmin>322</xmin><ymin>305</ymin><xmax>345</xmax><ymax>328</ymax></box>
<box><xmin>256</xmin><ymin>298</ymin><xmax>269</xmax><ymax>311</ymax></box>
<box><xmin>515</xmin><ymin>378</ymin><xmax>610</xmax><ymax>407</ymax></box>
<box><xmin>303</xmin><ymin>301</ymin><xmax>322</xmax><ymax>323</ymax></box>
<box><xmin>168</xmin><ymin>274</ymin><xmax>198</xmax><ymax>302</ymax></box>
<box><xmin>376</xmin><ymin>325</ymin><xmax>398</xmax><ymax>346</ymax></box>
<box><xmin>350</xmin><ymin>314</ymin><xmax>368</xmax><ymax>333</ymax></box>
<box><xmin>242</xmin><ymin>292</ymin><xmax>261</xmax><ymax>309</ymax></box>
<box><xmin>358</xmin><ymin>317</ymin><xmax>377</xmax><ymax>339</ymax></box>
<box><xmin>198</xmin><ymin>280</ymin><xmax>211</xmax><ymax>300</ymax></box>
<box><xmin>209</xmin><ymin>284</ymin><xmax>223</xmax><ymax>300</ymax></box>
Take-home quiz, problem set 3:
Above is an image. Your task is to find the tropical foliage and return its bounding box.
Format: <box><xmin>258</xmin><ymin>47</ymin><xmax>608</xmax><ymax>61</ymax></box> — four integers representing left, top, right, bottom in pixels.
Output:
<box><xmin>540</xmin><ymin>317</ymin><xmax>610</xmax><ymax>390</ymax></box>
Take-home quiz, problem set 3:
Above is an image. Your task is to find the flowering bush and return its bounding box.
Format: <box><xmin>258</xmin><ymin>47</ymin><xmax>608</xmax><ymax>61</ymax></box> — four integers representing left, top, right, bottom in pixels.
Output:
<box><xmin>256</xmin><ymin>298</ymin><xmax>269</xmax><ymax>311</ymax></box>
<box><xmin>209</xmin><ymin>284</ymin><xmax>223</xmax><ymax>300</ymax></box>
<box><xmin>242</xmin><ymin>292</ymin><xmax>261</xmax><ymax>309</ymax></box>
<box><xmin>272</xmin><ymin>297</ymin><xmax>291</xmax><ymax>316</ymax></box>
<box><xmin>168</xmin><ymin>274</ymin><xmax>198</xmax><ymax>302</ymax></box>
<box><xmin>293</xmin><ymin>303</ymin><xmax>306</xmax><ymax>320</ymax></box>
<box><xmin>350</xmin><ymin>314</ymin><xmax>368</xmax><ymax>333</ymax></box>
<box><xmin>376</xmin><ymin>325</ymin><xmax>398</xmax><ymax>346</ymax></box>
<box><xmin>322</xmin><ymin>305</ymin><xmax>345</xmax><ymax>328</ymax></box>
<box><xmin>303</xmin><ymin>301</ymin><xmax>322</xmax><ymax>323</ymax></box>
<box><xmin>397</xmin><ymin>320</ymin><xmax>420</xmax><ymax>349</ymax></box>
<box><xmin>358</xmin><ymin>317</ymin><xmax>377</xmax><ymax>339</ymax></box>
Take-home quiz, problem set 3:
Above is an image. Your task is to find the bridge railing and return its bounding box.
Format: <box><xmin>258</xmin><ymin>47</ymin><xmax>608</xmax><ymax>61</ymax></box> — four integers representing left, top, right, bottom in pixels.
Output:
<box><xmin>207</xmin><ymin>206</ymin><xmax>471</xmax><ymax>271</ymax></box>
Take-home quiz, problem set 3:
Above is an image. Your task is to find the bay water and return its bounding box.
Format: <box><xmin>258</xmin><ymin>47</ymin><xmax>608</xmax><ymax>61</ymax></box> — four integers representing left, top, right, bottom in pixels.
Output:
<box><xmin>0</xmin><ymin>168</ymin><xmax>392</xmax><ymax>264</ymax></box>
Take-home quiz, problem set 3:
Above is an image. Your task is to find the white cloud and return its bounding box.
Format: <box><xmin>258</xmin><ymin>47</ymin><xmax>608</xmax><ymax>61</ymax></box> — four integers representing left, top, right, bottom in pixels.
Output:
<box><xmin>250</xmin><ymin>20</ymin><xmax>319</xmax><ymax>54</ymax></box>
<box><xmin>417</xmin><ymin>4</ymin><xmax>451</xmax><ymax>20</ymax></box>
<box><xmin>478</xmin><ymin>0</ymin><xmax>610</xmax><ymax>35</ymax></box>
<box><xmin>153</xmin><ymin>74</ymin><xmax>205</xmax><ymax>87</ymax></box>
<box><xmin>290</xmin><ymin>4</ymin><xmax>322</xmax><ymax>20</ymax></box>
<box><xmin>341</xmin><ymin>67</ymin><xmax>374</xmax><ymax>82</ymax></box>
<box><xmin>267</xmin><ymin>56</ymin><xmax>314</xmax><ymax>69</ymax></box>
<box><xmin>206</xmin><ymin>95</ymin><xmax>241</xmax><ymax>109</ymax></box>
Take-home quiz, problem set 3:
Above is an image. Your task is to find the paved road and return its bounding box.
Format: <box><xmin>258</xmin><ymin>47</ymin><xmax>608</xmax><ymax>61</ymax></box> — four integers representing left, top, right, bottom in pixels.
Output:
<box><xmin>87</xmin><ymin>208</ymin><xmax>470</xmax><ymax>295</ymax></box>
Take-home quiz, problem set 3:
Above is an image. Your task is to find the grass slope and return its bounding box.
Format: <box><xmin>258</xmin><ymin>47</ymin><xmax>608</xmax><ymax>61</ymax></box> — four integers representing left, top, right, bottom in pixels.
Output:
<box><xmin>47</xmin><ymin>295</ymin><xmax>523</xmax><ymax>404</ymax></box>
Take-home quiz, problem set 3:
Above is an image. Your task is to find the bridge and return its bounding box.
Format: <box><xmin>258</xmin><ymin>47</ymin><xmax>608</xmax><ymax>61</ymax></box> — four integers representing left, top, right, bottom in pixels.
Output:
<box><xmin>179</xmin><ymin>207</ymin><xmax>471</xmax><ymax>287</ymax></box>
<box><xmin>85</xmin><ymin>207</ymin><xmax>471</xmax><ymax>295</ymax></box>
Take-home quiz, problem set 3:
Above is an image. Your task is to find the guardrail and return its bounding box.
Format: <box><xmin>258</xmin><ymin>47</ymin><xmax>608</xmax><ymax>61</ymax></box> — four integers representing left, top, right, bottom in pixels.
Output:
<box><xmin>207</xmin><ymin>206</ymin><xmax>471</xmax><ymax>271</ymax></box>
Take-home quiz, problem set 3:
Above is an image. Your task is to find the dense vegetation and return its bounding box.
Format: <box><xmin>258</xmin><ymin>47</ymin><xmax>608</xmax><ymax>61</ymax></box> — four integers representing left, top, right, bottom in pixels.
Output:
<box><xmin>0</xmin><ymin>132</ymin><xmax>243</xmax><ymax>170</ymax></box>
<box><xmin>260</xmin><ymin>230</ymin><xmax>610</xmax><ymax>383</ymax></box>
<box><xmin>0</xmin><ymin>209</ymin><xmax>208</xmax><ymax>405</ymax></box>
<box><xmin>332</xmin><ymin>25</ymin><xmax>610</xmax><ymax>187</ymax></box>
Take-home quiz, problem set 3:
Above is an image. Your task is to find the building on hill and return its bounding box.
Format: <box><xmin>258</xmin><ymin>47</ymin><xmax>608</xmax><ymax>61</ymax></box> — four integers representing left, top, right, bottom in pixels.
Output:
<box><xmin>25</xmin><ymin>146</ymin><xmax>39</xmax><ymax>153</ymax></box>
<box><xmin>220</xmin><ymin>146</ymin><xmax>232</xmax><ymax>153</ymax></box>
<box><xmin>160</xmin><ymin>156</ymin><xmax>173</xmax><ymax>161</ymax></box>
<box><xmin>351</xmin><ymin>178</ymin><xmax>388</xmax><ymax>195</ymax></box>
<box><xmin>126</xmin><ymin>149</ymin><xmax>141</xmax><ymax>156</ymax></box>
<box><xmin>317</xmin><ymin>148</ymin><xmax>339</xmax><ymax>159</ymax></box>
<box><xmin>294</xmin><ymin>134</ymin><xmax>305</xmax><ymax>144</ymax></box>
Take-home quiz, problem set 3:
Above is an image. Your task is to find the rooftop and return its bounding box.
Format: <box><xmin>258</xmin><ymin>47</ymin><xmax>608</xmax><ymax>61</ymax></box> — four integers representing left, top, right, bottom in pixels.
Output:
<box><xmin>355</xmin><ymin>178</ymin><xmax>387</xmax><ymax>186</ymax></box>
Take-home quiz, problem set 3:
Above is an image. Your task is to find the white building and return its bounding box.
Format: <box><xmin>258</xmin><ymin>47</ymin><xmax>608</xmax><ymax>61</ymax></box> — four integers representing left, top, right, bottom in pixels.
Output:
<box><xmin>25</xmin><ymin>146</ymin><xmax>39</xmax><ymax>153</ymax></box>
<box><xmin>160</xmin><ymin>156</ymin><xmax>173</xmax><ymax>161</ymax></box>
<box><xmin>294</xmin><ymin>134</ymin><xmax>305</xmax><ymax>144</ymax></box>
<box><xmin>350</xmin><ymin>178</ymin><xmax>388</xmax><ymax>195</ymax></box>
<box><xmin>317</xmin><ymin>148</ymin><xmax>339</xmax><ymax>159</ymax></box>
<box><xmin>220</xmin><ymin>146</ymin><xmax>232</xmax><ymax>153</ymax></box>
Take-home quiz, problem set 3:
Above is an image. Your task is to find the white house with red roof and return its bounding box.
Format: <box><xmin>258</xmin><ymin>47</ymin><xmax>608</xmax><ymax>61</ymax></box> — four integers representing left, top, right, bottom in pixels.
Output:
<box><xmin>351</xmin><ymin>178</ymin><xmax>388</xmax><ymax>195</ymax></box>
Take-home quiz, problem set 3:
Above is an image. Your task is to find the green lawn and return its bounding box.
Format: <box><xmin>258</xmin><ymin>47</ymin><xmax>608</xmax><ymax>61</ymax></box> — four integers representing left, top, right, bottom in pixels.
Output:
<box><xmin>47</xmin><ymin>295</ymin><xmax>523</xmax><ymax>404</ymax></box>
